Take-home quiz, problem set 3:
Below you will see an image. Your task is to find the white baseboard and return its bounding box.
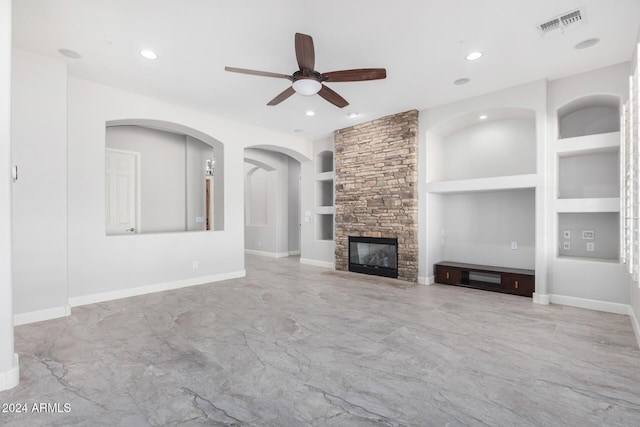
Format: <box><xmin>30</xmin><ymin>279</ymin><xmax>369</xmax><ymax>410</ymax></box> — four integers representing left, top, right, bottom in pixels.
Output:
<box><xmin>630</xmin><ymin>306</ymin><xmax>640</xmax><ymax>349</ymax></box>
<box><xmin>289</xmin><ymin>250</ymin><xmax>300</xmax><ymax>256</ymax></box>
<box><xmin>245</xmin><ymin>249</ymin><xmax>290</xmax><ymax>258</ymax></box>
<box><xmin>418</xmin><ymin>275</ymin><xmax>434</xmax><ymax>285</ymax></box>
<box><xmin>533</xmin><ymin>293</ymin><xmax>550</xmax><ymax>305</ymax></box>
<box><xmin>0</xmin><ymin>354</ymin><xmax>19</xmax><ymax>391</ymax></box>
<box><xmin>69</xmin><ymin>270</ymin><xmax>246</xmax><ymax>307</ymax></box>
<box><xmin>299</xmin><ymin>258</ymin><xmax>334</xmax><ymax>269</ymax></box>
<box><xmin>14</xmin><ymin>305</ymin><xmax>71</xmax><ymax>326</ymax></box>
<box><xmin>549</xmin><ymin>294</ymin><xmax>630</xmax><ymax>315</ymax></box>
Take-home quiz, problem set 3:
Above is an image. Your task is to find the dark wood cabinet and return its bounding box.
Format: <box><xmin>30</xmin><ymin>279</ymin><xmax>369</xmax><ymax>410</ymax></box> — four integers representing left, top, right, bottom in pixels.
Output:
<box><xmin>434</xmin><ymin>265</ymin><xmax>462</xmax><ymax>285</ymax></box>
<box><xmin>434</xmin><ymin>262</ymin><xmax>534</xmax><ymax>297</ymax></box>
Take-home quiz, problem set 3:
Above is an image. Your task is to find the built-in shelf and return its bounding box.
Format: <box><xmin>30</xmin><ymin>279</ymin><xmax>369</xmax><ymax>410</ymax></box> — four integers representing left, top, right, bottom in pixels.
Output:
<box><xmin>426</xmin><ymin>174</ymin><xmax>537</xmax><ymax>194</ymax></box>
<box><xmin>557</xmin><ymin>212</ymin><xmax>619</xmax><ymax>261</ymax></box>
<box><xmin>555</xmin><ymin>198</ymin><xmax>620</xmax><ymax>213</ymax></box>
<box><xmin>556</xmin><ymin>131</ymin><xmax>620</xmax><ymax>156</ymax></box>
<box><xmin>316</xmin><ymin>150</ymin><xmax>334</xmax><ymax>174</ymax></box>
<box><xmin>315</xmin><ymin>171</ymin><xmax>334</xmax><ymax>181</ymax></box>
<box><xmin>316</xmin><ymin>206</ymin><xmax>334</xmax><ymax>215</ymax></box>
<box><xmin>315</xmin><ymin>150</ymin><xmax>335</xmax><ymax>242</ymax></box>
<box><xmin>316</xmin><ymin>214</ymin><xmax>334</xmax><ymax>241</ymax></box>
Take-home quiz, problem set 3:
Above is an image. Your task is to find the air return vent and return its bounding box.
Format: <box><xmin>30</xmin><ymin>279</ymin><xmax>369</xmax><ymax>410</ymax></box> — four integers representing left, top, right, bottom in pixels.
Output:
<box><xmin>538</xmin><ymin>7</ymin><xmax>585</xmax><ymax>35</ymax></box>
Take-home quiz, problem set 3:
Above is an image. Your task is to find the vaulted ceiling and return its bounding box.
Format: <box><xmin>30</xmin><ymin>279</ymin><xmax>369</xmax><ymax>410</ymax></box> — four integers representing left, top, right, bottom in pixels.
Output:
<box><xmin>11</xmin><ymin>0</ymin><xmax>640</xmax><ymax>140</ymax></box>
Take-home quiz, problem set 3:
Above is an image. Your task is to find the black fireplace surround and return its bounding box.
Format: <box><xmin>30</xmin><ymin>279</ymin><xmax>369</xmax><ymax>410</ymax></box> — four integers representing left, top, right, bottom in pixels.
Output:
<box><xmin>348</xmin><ymin>236</ymin><xmax>398</xmax><ymax>278</ymax></box>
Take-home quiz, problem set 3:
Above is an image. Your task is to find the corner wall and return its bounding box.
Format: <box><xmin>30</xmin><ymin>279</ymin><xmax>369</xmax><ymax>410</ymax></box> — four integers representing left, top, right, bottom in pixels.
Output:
<box><xmin>334</xmin><ymin>110</ymin><xmax>419</xmax><ymax>282</ymax></box>
<box><xmin>0</xmin><ymin>0</ymin><xmax>18</xmax><ymax>391</ymax></box>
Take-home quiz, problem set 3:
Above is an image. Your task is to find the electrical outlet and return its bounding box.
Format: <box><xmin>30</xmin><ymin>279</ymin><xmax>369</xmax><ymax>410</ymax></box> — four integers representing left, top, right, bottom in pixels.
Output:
<box><xmin>192</xmin><ymin>261</ymin><xmax>199</xmax><ymax>269</ymax></box>
<box><xmin>511</xmin><ymin>241</ymin><xmax>518</xmax><ymax>250</ymax></box>
<box><xmin>586</xmin><ymin>242</ymin><xmax>595</xmax><ymax>252</ymax></box>
<box><xmin>563</xmin><ymin>242</ymin><xmax>570</xmax><ymax>250</ymax></box>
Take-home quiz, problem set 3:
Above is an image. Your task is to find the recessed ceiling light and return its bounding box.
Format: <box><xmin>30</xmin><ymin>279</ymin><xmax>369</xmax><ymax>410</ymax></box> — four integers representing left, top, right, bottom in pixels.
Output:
<box><xmin>454</xmin><ymin>78</ymin><xmax>470</xmax><ymax>85</ymax></box>
<box><xmin>58</xmin><ymin>48</ymin><xmax>82</xmax><ymax>59</ymax></box>
<box><xmin>466</xmin><ymin>51</ymin><xmax>483</xmax><ymax>61</ymax></box>
<box><xmin>479</xmin><ymin>115</ymin><xmax>488</xmax><ymax>120</ymax></box>
<box><xmin>574</xmin><ymin>38</ymin><xmax>600</xmax><ymax>50</ymax></box>
<box><xmin>348</xmin><ymin>112</ymin><xmax>359</xmax><ymax>118</ymax></box>
<box><xmin>305</xmin><ymin>110</ymin><xmax>315</xmax><ymax>116</ymax></box>
<box><xmin>140</xmin><ymin>49</ymin><xmax>158</xmax><ymax>60</ymax></box>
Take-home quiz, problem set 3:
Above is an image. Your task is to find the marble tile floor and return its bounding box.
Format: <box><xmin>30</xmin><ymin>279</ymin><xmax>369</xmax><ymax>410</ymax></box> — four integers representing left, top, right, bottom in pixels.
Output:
<box><xmin>2</xmin><ymin>254</ymin><xmax>640</xmax><ymax>426</ymax></box>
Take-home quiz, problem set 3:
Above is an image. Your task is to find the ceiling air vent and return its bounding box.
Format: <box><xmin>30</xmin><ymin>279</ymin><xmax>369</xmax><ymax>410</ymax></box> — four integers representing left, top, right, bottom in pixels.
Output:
<box><xmin>537</xmin><ymin>7</ymin><xmax>585</xmax><ymax>35</ymax></box>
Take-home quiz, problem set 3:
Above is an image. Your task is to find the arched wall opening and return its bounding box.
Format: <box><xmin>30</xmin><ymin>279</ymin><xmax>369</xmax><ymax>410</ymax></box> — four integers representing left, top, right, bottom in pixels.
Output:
<box><xmin>105</xmin><ymin>119</ymin><xmax>225</xmax><ymax>233</ymax></box>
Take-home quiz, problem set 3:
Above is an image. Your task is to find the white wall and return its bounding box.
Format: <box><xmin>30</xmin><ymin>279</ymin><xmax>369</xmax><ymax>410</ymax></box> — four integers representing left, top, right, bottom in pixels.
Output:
<box><xmin>441</xmin><ymin>118</ymin><xmax>536</xmax><ymax>181</ymax></box>
<box><xmin>107</xmin><ymin>126</ymin><xmax>186</xmax><ymax>233</ymax></box>
<box><xmin>11</xmin><ymin>48</ymin><xmax>68</xmax><ymax>318</ymax></box>
<box><xmin>300</xmin><ymin>136</ymin><xmax>335</xmax><ymax>266</ymax></box>
<box><xmin>0</xmin><ymin>0</ymin><xmax>17</xmax><ymax>390</ymax></box>
<box><xmin>287</xmin><ymin>156</ymin><xmax>300</xmax><ymax>253</ymax></box>
<box><xmin>442</xmin><ymin>190</ymin><xmax>536</xmax><ymax>270</ymax></box>
<box><xmin>65</xmin><ymin>75</ymin><xmax>311</xmax><ymax>303</ymax></box>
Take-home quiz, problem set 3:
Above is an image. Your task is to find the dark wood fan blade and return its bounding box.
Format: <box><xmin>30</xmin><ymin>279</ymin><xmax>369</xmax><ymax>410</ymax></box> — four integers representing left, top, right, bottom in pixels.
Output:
<box><xmin>267</xmin><ymin>86</ymin><xmax>296</xmax><ymax>106</ymax></box>
<box><xmin>318</xmin><ymin>85</ymin><xmax>349</xmax><ymax>108</ymax></box>
<box><xmin>225</xmin><ymin>66</ymin><xmax>292</xmax><ymax>80</ymax></box>
<box><xmin>295</xmin><ymin>33</ymin><xmax>315</xmax><ymax>71</ymax></box>
<box><xmin>323</xmin><ymin>68</ymin><xmax>387</xmax><ymax>82</ymax></box>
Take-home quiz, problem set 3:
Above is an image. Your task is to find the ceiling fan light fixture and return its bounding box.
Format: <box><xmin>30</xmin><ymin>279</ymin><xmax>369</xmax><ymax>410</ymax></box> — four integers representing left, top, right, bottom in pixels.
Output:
<box><xmin>292</xmin><ymin>78</ymin><xmax>322</xmax><ymax>96</ymax></box>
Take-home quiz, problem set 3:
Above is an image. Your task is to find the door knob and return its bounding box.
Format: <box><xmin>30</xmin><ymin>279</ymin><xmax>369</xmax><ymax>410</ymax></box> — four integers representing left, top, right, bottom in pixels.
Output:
<box><xmin>126</xmin><ymin>227</ymin><xmax>135</xmax><ymax>232</ymax></box>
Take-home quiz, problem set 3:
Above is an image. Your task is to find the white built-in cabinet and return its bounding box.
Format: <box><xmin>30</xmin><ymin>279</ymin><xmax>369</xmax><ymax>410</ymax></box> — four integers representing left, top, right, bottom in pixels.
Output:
<box><xmin>315</xmin><ymin>150</ymin><xmax>334</xmax><ymax>241</ymax></box>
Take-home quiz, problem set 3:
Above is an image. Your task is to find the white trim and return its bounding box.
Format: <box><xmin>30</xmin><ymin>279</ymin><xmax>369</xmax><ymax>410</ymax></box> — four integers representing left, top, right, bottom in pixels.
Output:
<box><xmin>288</xmin><ymin>250</ymin><xmax>301</xmax><ymax>256</ymax></box>
<box><xmin>630</xmin><ymin>306</ymin><xmax>640</xmax><ymax>350</ymax></box>
<box><xmin>533</xmin><ymin>292</ymin><xmax>550</xmax><ymax>305</ymax></box>
<box><xmin>299</xmin><ymin>258</ymin><xmax>334</xmax><ymax>269</ymax></box>
<box><xmin>0</xmin><ymin>354</ymin><xmax>19</xmax><ymax>391</ymax></box>
<box><xmin>244</xmin><ymin>249</ymin><xmax>290</xmax><ymax>258</ymax></box>
<box><xmin>418</xmin><ymin>275</ymin><xmax>434</xmax><ymax>285</ymax></box>
<box><xmin>549</xmin><ymin>294</ymin><xmax>630</xmax><ymax>315</ymax></box>
<box><xmin>13</xmin><ymin>305</ymin><xmax>71</xmax><ymax>326</ymax></box>
<box><xmin>69</xmin><ymin>270</ymin><xmax>246</xmax><ymax>307</ymax></box>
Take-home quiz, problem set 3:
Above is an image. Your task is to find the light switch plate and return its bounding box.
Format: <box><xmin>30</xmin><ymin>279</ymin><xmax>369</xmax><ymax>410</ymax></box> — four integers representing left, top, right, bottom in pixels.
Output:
<box><xmin>563</xmin><ymin>230</ymin><xmax>570</xmax><ymax>239</ymax></box>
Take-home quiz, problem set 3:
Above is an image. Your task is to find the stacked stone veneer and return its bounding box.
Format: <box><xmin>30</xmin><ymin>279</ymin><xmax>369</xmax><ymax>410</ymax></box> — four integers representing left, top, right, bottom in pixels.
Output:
<box><xmin>334</xmin><ymin>110</ymin><xmax>419</xmax><ymax>282</ymax></box>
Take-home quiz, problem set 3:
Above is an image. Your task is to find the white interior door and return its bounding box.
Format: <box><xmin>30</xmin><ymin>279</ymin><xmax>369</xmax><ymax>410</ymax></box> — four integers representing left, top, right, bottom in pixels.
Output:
<box><xmin>106</xmin><ymin>149</ymin><xmax>138</xmax><ymax>235</ymax></box>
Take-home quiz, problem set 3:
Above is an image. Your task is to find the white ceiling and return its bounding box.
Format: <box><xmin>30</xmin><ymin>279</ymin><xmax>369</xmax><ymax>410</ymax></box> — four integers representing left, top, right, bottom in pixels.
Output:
<box><xmin>11</xmin><ymin>0</ymin><xmax>640</xmax><ymax>140</ymax></box>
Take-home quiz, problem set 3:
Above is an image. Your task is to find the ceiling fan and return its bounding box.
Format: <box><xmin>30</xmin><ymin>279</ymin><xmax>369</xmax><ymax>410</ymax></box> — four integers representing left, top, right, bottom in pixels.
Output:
<box><xmin>225</xmin><ymin>33</ymin><xmax>387</xmax><ymax>108</ymax></box>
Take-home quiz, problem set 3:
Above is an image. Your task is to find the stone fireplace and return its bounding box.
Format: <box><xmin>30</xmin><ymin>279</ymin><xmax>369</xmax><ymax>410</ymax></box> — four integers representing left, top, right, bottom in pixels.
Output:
<box><xmin>334</xmin><ymin>110</ymin><xmax>419</xmax><ymax>282</ymax></box>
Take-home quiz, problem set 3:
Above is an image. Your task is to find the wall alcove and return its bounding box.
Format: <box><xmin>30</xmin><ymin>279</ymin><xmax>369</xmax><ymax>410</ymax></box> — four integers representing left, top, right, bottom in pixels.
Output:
<box><xmin>425</xmin><ymin>107</ymin><xmax>538</xmax><ymax>276</ymax></box>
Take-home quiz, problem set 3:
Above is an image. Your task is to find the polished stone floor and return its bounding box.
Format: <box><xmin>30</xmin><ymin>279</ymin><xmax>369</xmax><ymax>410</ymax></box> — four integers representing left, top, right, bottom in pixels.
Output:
<box><xmin>1</xmin><ymin>254</ymin><xmax>640</xmax><ymax>426</ymax></box>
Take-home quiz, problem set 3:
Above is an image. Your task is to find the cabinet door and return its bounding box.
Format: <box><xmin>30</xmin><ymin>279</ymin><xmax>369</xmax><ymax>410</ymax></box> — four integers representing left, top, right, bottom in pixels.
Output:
<box><xmin>502</xmin><ymin>274</ymin><xmax>534</xmax><ymax>297</ymax></box>
<box><xmin>435</xmin><ymin>265</ymin><xmax>462</xmax><ymax>285</ymax></box>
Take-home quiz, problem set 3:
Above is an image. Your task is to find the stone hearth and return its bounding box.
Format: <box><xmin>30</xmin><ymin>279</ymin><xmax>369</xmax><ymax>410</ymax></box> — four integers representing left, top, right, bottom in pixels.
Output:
<box><xmin>334</xmin><ymin>110</ymin><xmax>419</xmax><ymax>282</ymax></box>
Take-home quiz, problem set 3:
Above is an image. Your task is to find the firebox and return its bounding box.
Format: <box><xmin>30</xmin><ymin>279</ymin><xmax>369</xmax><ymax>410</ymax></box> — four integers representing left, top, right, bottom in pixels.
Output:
<box><xmin>348</xmin><ymin>236</ymin><xmax>398</xmax><ymax>278</ymax></box>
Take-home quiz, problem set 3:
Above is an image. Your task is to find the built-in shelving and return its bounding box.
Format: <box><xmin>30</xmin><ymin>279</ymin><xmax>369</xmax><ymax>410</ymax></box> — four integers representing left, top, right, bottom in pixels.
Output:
<box><xmin>554</xmin><ymin>95</ymin><xmax>621</xmax><ymax>262</ymax></box>
<box><xmin>315</xmin><ymin>150</ymin><xmax>334</xmax><ymax>241</ymax></box>
<box><xmin>426</xmin><ymin>174</ymin><xmax>537</xmax><ymax>194</ymax></box>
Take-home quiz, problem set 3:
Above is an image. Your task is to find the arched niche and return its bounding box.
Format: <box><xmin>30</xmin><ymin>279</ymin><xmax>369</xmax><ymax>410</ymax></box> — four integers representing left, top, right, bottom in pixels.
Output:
<box><xmin>557</xmin><ymin>94</ymin><xmax>620</xmax><ymax>139</ymax></box>
<box><xmin>316</xmin><ymin>150</ymin><xmax>334</xmax><ymax>173</ymax></box>
<box><xmin>427</xmin><ymin>107</ymin><xmax>537</xmax><ymax>182</ymax></box>
<box><xmin>105</xmin><ymin>119</ymin><xmax>224</xmax><ymax>233</ymax></box>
